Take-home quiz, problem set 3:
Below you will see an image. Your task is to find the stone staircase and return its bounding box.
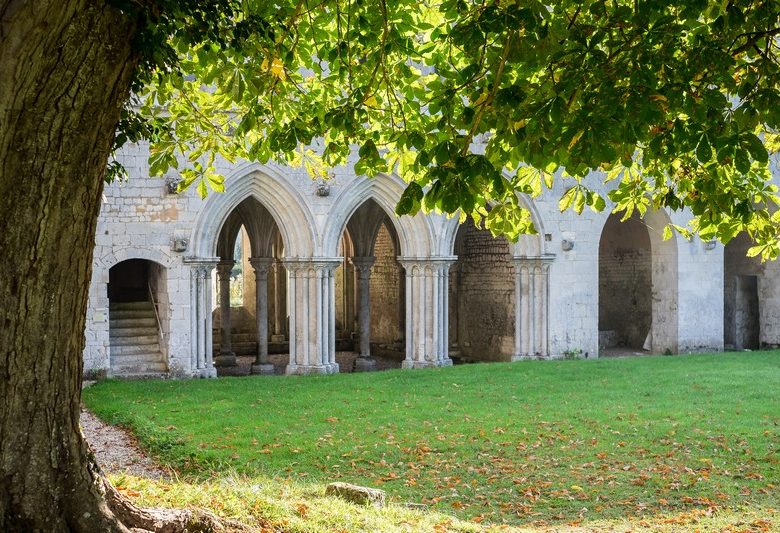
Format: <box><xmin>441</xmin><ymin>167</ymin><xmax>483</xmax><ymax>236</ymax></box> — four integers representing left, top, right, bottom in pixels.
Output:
<box><xmin>212</xmin><ymin>328</ymin><xmax>257</xmax><ymax>356</ymax></box>
<box><xmin>109</xmin><ymin>301</ymin><xmax>167</xmax><ymax>377</ymax></box>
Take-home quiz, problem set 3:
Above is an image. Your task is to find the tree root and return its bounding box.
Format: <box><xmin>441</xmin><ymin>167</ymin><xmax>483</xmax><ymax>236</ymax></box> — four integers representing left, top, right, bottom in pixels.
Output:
<box><xmin>102</xmin><ymin>478</ymin><xmax>252</xmax><ymax>532</ymax></box>
<box><xmin>84</xmin><ymin>438</ymin><xmax>253</xmax><ymax>533</ymax></box>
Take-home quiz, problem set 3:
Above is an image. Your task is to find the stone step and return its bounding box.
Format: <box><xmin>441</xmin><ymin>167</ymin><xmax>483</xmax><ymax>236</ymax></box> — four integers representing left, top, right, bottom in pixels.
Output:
<box><xmin>110</xmin><ymin>309</ymin><xmax>157</xmax><ymax>320</ymax></box>
<box><xmin>112</xmin><ymin>372</ymin><xmax>169</xmax><ymax>380</ymax></box>
<box><xmin>110</xmin><ymin>301</ymin><xmax>154</xmax><ymax>310</ymax></box>
<box><xmin>111</xmin><ymin>343</ymin><xmax>161</xmax><ymax>355</ymax></box>
<box><xmin>109</xmin><ymin>334</ymin><xmax>159</xmax><ymax>346</ymax></box>
<box><xmin>211</xmin><ymin>343</ymin><xmax>257</xmax><ymax>356</ymax></box>
<box><xmin>110</xmin><ymin>326</ymin><xmax>158</xmax><ymax>338</ymax></box>
<box><xmin>111</xmin><ymin>362</ymin><xmax>168</xmax><ymax>375</ymax></box>
<box><xmin>212</xmin><ymin>334</ymin><xmax>256</xmax><ymax>344</ymax></box>
<box><xmin>110</xmin><ymin>317</ymin><xmax>156</xmax><ymax>328</ymax></box>
<box><xmin>111</xmin><ymin>352</ymin><xmax>163</xmax><ymax>364</ymax></box>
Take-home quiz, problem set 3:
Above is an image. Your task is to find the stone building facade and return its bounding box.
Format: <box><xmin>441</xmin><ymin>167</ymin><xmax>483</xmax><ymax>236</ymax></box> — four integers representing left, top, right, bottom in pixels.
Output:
<box><xmin>83</xmin><ymin>141</ymin><xmax>780</xmax><ymax>378</ymax></box>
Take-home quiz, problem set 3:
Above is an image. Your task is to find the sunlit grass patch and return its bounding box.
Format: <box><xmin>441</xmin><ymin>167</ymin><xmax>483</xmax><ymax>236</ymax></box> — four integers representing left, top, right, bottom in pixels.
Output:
<box><xmin>85</xmin><ymin>351</ymin><xmax>780</xmax><ymax>529</ymax></box>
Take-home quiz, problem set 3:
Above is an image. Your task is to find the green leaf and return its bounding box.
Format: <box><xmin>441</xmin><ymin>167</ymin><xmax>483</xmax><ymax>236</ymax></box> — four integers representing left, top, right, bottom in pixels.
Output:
<box><xmin>196</xmin><ymin>178</ymin><xmax>208</xmax><ymax>199</ymax></box>
<box><xmin>396</xmin><ymin>182</ymin><xmax>424</xmax><ymax>215</ymax></box>
<box><xmin>743</xmin><ymin>133</ymin><xmax>768</xmax><ymax>163</ymax></box>
<box><xmin>559</xmin><ymin>187</ymin><xmax>577</xmax><ymax>212</ymax></box>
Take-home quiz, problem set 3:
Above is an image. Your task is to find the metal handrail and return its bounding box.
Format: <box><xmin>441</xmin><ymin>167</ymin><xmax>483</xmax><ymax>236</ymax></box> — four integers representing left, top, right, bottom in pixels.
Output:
<box><xmin>148</xmin><ymin>282</ymin><xmax>166</xmax><ymax>345</ymax></box>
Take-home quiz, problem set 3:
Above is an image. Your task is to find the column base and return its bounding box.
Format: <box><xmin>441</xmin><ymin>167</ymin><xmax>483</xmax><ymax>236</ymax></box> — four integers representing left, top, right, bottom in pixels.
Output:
<box><xmin>213</xmin><ymin>352</ymin><xmax>237</xmax><ymax>367</ymax></box>
<box><xmin>199</xmin><ymin>367</ymin><xmax>218</xmax><ymax>378</ymax></box>
<box><xmin>270</xmin><ymin>334</ymin><xmax>285</xmax><ymax>343</ymax></box>
<box><xmin>512</xmin><ymin>354</ymin><xmax>547</xmax><ymax>361</ymax></box>
<box><xmin>286</xmin><ymin>363</ymin><xmax>339</xmax><ymax>375</ymax></box>
<box><xmin>402</xmin><ymin>358</ymin><xmax>453</xmax><ymax>369</ymax></box>
<box><xmin>251</xmin><ymin>362</ymin><xmax>276</xmax><ymax>375</ymax></box>
<box><xmin>353</xmin><ymin>357</ymin><xmax>377</xmax><ymax>372</ymax></box>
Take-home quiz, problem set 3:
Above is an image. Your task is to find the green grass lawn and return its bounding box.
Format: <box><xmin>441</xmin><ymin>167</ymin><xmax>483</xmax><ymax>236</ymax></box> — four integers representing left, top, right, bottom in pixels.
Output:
<box><xmin>84</xmin><ymin>352</ymin><xmax>780</xmax><ymax>530</ymax></box>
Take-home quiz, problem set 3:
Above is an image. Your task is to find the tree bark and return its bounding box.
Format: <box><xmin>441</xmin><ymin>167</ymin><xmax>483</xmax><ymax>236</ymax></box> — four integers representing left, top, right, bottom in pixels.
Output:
<box><xmin>0</xmin><ymin>2</ymin><xmax>228</xmax><ymax>532</ymax></box>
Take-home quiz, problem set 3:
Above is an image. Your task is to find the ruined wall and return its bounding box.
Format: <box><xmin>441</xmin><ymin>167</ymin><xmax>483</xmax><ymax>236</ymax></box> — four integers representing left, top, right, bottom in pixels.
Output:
<box><xmin>598</xmin><ymin>214</ymin><xmax>652</xmax><ymax>349</ymax></box>
<box><xmin>452</xmin><ymin>219</ymin><xmax>514</xmax><ymax>361</ymax></box>
<box><xmin>370</xmin><ymin>223</ymin><xmax>403</xmax><ymax>344</ymax></box>
<box><xmin>724</xmin><ymin>233</ymin><xmax>762</xmax><ymax>349</ymax></box>
<box><xmin>334</xmin><ymin>234</ymin><xmax>355</xmax><ymax>339</ymax></box>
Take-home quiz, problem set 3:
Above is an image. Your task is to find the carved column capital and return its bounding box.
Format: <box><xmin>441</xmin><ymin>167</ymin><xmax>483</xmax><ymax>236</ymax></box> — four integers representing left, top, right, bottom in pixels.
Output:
<box><xmin>215</xmin><ymin>260</ymin><xmax>235</xmax><ymax>281</ymax></box>
<box><xmin>184</xmin><ymin>257</ymin><xmax>219</xmax><ymax>278</ymax></box>
<box><xmin>283</xmin><ymin>258</ymin><xmax>341</xmax><ymax>276</ymax></box>
<box><xmin>350</xmin><ymin>256</ymin><xmax>375</xmax><ymax>277</ymax></box>
<box><xmin>249</xmin><ymin>257</ymin><xmax>274</xmax><ymax>276</ymax></box>
<box><xmin>398</xmin><ymin>256</ymin><xmax>457</xmax><ymax>275</ymax></box>
<box><xmin>511</xmin><ymin>254</ymin><xmax>555</xmax><ymax>270</ymax></box>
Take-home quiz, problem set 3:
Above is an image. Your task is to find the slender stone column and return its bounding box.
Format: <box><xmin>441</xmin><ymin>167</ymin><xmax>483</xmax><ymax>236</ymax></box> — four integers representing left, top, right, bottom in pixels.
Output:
<box><xmin>284</xmin><ymin>258</ymin><xmax>341</xmax><ymax>375</ymax></box>
<box><xmin>511</xmin><ymin>255</ymin><xmax>554</xmax><ymax>360</ymax></box>
<box><xmin>214</xmin><ymin>260</ymin><xmax>236</xmax><ymax>367</ymax></box>
<box><xmin>351</xmin><ymin>257</ymin><xmax>376</xmax><ymax>371</ymax></box>
<box><xmin>185</xmin><ymin>258</ymin><xmax>219</xmax><ymax>378</ymax></box>
<box><xmin>271</xmin><ymin>259</ymin><xmax>285</xmax><ymax>342</ymax></box>
<box><xmin>250</xmin><ymin>257</ymin><xmax>275</xmax><ymax>374</ymax></box>
<box><xmin>399</xmin><ymin>257</ymin><xmax>456</xmax><ymax>369</ymax></box>
<box><xmin>344</xmin><ymin>260</ymin><xmax>356</xmax><ymax>338</ymax></box>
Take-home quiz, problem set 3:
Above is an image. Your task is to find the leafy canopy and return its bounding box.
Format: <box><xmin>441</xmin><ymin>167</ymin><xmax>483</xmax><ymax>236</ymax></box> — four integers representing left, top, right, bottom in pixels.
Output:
<box><xmin>119</xmin><ymin>0</ymin><xmax>780</xmax><ymax>258</ymax></box>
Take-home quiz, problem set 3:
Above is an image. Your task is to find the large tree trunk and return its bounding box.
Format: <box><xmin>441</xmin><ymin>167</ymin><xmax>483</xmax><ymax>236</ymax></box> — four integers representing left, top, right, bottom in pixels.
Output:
<box><xmin>0</xmin><ymin>3</ymin><xmax>248</xmax><ymax>531</ymax></box>
<box><xmin>0</xmin><ymin>2</ymin><xmax>153</xmax><ymax>531</ymax></box>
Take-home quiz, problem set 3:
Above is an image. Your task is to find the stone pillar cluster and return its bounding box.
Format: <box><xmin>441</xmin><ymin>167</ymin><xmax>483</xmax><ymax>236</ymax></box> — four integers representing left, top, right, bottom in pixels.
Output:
<box><xmin>351</xmin><ymin>256</ymin><xmax>377</xmax><ymax>371</ymax></box>
<box><xmin>284</xmin><ymin>259</ymin><xmax>341</xmax><ymax>375</ymax></box>
<box><xmin>186</xmin><ymin>259</ymin><xmax>219</xmax><ymax>378</ymax></box>
<box><xmin>399</xmin><ymin>258</ymin><xmax>455</xmax><ymax>369</ymax></box>
<box><xmin>214</xmin><ymin>260</ymin><xmax>236</xmax><ymax>367</ymax></box>
<box><xmin>187</xmin><ymin>251</ymin><xmax>554</xmax><ymax>377</ymax></box>
<box><xmin>512</xmin><ymin>256</ymin><xmax>553</xmax><ymax>360</ymax></box>
<box><xmin>249</xmin><ymin>257</ymin><xmax>274</xmax><ymax>374</ymax></box>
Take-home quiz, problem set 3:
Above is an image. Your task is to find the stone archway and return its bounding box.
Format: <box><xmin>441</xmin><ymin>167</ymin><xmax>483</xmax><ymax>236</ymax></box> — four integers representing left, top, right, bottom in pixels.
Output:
<box><xmin>598</xmin><ymin>210</ymin><xmax>678</xmax><ymax>354</ymax></box>
<box><xmin>336</xmin><ymin>199</ymin><xmax>405</xmax><ymax>371</ymax></box>
<box><xmin>450</xmin><ymin>218</ymin><xmax>515</xmax><ymax>362</ymax></box>
<box><xmin>211</xmin><ymin>197</ymin><xmax>284</xmax><ymax>374</ymax></box>
<box><xmin>442</xmin><ymin>196</ymin><xmax>551</xmax><ymax>361</ymax></box>
<box><xmin>325</xmin><ymin>174</ymin><xmax>451</xmax><ymax>369</ymax></box>
<box><xmin>187</xmin><ymin>166</ymin><xmax>336</xmax><ymax>376</ymax></box>
<box><xmin>107</xmin><ymin>258</ymin><xmax>168</xmax><ymax>376</ymax></box>
<box><xmin>723</xmin><ymin>233</ymin><xmax>762</xmax><ymax>350</ymax></box>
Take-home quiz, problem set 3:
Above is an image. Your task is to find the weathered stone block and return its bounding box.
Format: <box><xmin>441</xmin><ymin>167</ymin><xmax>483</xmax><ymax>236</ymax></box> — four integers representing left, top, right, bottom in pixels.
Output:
<box><xmin>325</xmin><ymin>482</ymin><xmax>386</xmax><ymax>508</ymax></box>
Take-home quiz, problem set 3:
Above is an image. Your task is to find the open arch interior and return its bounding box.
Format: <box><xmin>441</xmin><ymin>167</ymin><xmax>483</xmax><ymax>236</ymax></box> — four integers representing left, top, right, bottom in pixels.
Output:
<box><xmin>724</xmin><ymin>233</ymin><xmax>762</xmax><ymax>349</ymax></box>
<box><xmin>335</xmin><ymin>199</ymin><xmax>405</xmax><ymax>371</ymax></box>
<box><xmin>450</xmin><ymin>217</ymin><xmax>515</xmax><ymax>361</ymax></box>
<box><xmin>108</xmin><ymin>259</ymin><xmax>168</xmax><ymax>375</ymax></box>
<box><xmin>599</xmin><ymin>211</ymin><xmax>678</xmax><ymax>354</ymax></box>
<box><xmin>211</xmin><ymin>197</ymin><xmax>288</xmax><ymax>374</ymax></box>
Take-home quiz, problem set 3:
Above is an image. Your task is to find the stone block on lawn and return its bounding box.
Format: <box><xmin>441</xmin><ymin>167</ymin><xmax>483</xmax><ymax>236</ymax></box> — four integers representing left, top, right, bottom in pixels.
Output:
<box><xmin>325</xmin><ymin>482</ymin><xmax>386</xmax><ymax>508</ymax></box>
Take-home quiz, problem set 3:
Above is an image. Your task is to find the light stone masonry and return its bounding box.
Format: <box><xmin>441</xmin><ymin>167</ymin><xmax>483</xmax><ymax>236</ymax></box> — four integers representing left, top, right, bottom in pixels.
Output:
<box><xmin>81</xmin><ymin>143</ymin><xmax>780</xmax><ymax>378</ymax></box>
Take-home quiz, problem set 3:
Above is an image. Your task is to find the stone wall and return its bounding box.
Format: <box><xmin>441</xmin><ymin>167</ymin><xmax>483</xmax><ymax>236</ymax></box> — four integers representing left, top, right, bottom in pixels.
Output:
<box><xmin>598</xmin><ymin>213</ymin><xmax>652</xmax><ymax>349</ymax></box>
<box><xmin>452</xmin><ymin>219</ymin><xmax>514</xmax><ymax>361</ymax></box>
<box><xmin>369</xmin><ymin>223</ymin><xmax>403</xmax><ymax>344</ymax></box>
<box><xmin>82</xmin><ymin>138</ymin><xmax>765</xmax><ymax>377</ymax></box>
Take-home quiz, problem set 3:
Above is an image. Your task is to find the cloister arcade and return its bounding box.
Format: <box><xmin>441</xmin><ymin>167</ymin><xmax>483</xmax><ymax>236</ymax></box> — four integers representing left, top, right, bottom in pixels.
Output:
<box><xmin>83</xmin><ymin>153</ymin><xmax>764</xmax><ymax>378</ymax></box>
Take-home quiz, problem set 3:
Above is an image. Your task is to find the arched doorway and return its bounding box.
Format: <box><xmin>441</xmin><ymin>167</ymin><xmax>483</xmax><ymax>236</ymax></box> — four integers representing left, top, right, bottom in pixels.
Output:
<box><xmin>598</xmin><ymin>210</ymin><xmax>678</xmax><ymax>354</ymax></box>
<box><xmin>336</xmin><ymin>199</ymin><xmax>404</xmax><ymax>371</ymax></box>
<box><xmin>213</xmin><ymin>197</ymin><xmax>285</xmax><ymax>374</ymax></box>
<box><xmin>108</xmin><ymin>259</ymin><xmax>168</xmax><ymax>375</ymax></box>
<box><xmin>724</xmin><ymin>233</ymin><xmax>762</xmax><ymax>350</ymax></box>
<box><xmin>450</xmin><ymin>217</ymin><xmax>515</xmax><ymax>361</ymax></box>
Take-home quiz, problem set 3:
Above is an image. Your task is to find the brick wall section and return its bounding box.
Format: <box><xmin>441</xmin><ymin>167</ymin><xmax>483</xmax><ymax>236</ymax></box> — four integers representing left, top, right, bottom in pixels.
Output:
<box><xmin>598</xmin><ymin>213</ymin><xmax>652</xmax><ymax>348</ymax></box>
<box><xmin>452</xmin><ymin>219</ymin><xmax>514</xmax><ymax>360</ymax></box>
<box><xmin>370</xmin><ymin>224</ymin><xmax>403</xmax><ymax>343</ymax></box>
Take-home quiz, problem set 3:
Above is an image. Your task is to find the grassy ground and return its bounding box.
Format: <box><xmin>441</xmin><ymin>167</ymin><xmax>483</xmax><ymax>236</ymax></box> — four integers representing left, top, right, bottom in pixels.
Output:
<box><xmin>84</xmin><ymin>352</ymin><xmax>780</xmax><ymax>531</ymax></box>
